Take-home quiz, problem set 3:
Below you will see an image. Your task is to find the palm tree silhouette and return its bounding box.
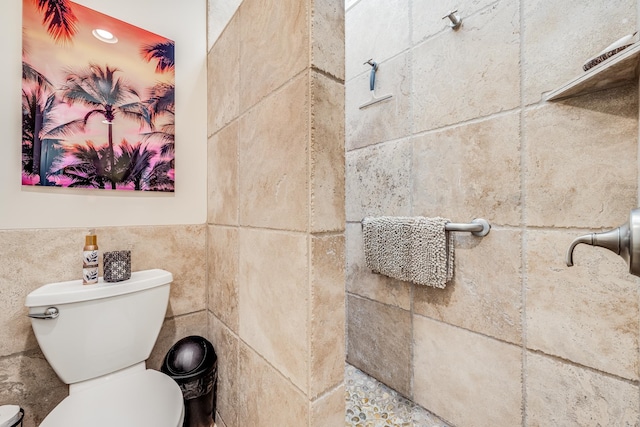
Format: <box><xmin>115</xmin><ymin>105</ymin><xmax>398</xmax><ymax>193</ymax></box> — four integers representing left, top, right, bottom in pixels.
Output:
<box><xmin>140</xmin><ymin>41</ymin><xmax>175</xmax><ymax>73</ymax></box>
<box><xmin>146</xmin><ymin>159</ymin><xmax>174</xmax><ymax>192</ymax></box>
<box><xmin>50</xmin><ymin>141</ymin><xmax>110</xmax><ymax>189</ymax></box>
<box><xmin>22</xmin><ymin>84</ymin><xmax>57</xmax><ymax>184</ymax></box>
<box><xmin>113</xmin><ymin>140</ymin><xmax>156</xmax><ymax>190</ymax></box>
<box><xmin>52</xmin><ymin>64</ymin><xmax>152</xmax><ymax>189</ymax></box>
<box><xmin>142</xmin><ymin>82</ymin><xmax>175</xmax><ymax>158</ymax></box>
<box><xmin>140</xmin><ymin>40</ymin><xmax>175</xmax><ymax>173</ymax></box>
<box><xmin>22</xmin><ymin>25</ymin><xmax>57</xmax><ymax>185</ymax></box>
<box><xmin>22</xmin><ymin>61</ymin><xmax>52</xmax><ymax>89</ymax></box>
<box><xmin>33</xmin><ymin>0</ymin><xmax>78</xmax><ymax>44</ymax></box>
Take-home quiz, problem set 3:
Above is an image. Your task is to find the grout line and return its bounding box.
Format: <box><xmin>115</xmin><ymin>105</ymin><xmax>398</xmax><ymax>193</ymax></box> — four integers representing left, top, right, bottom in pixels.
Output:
<box><xmin>238</xmin><ymin>334</ymin><xmax>310</xmax><ymax>400</ymax></box>
<box><xmin>518</xmin><ymin>0</ymin><xmax>528</xmax><ymax>421</ymax></box>
<box><xmin>205</xmin><ymin>219</ymin><xmax>210</xmax><ymax>319</ymax></box>
<box><xmin>345</xmin><ymin>89</ymin><xmax>586</xmax><ymax>158</ymax></box>
<box><xmin>238</xmin><ymin>67</ymin><xmax>310</xmax><ymax>117</ymax></box>
<box><xmin>312</xmin><ymin>380</ymin><xmax>345</xmax><ymax>404</ymax></box>
<box><xmin>311</xmin><ymin>65</ymin><xmax>344</xmax><ymax>85</ymax></box>
<box><xmin>407</xmin><ymin>0</ymin><xmax>416</xmax><ymax>402</ymax></box>
<box><xmin>307</xmin><ymin>63</ymin><xmax>313</xmax><ymax>419</ymax></box>
<box><xmin>526</xmin><ymin>348</ymin><xmax>640</xmax><ymax>386</ymax></box>
<box><xmin>346</xmin><ymin>106</ymin><xmax>522</xmax><ymax>154</ymax></box>
<box><xmin>235</xmin><ymin>99</ymin><xmax>240</xmax><ymax>236</ymax></box>
<box><xmin>212</xmin><ymin>224</ymin><xmax>310</xmax><ymax>236</ymax></box>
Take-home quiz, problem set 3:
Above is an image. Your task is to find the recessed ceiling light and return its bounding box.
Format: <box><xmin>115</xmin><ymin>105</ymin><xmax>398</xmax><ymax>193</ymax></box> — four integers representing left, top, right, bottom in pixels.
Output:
<box><xmin>92</xmin><ymin>28</ymin><xmax>118</xmax><ymax>44</ymax></box>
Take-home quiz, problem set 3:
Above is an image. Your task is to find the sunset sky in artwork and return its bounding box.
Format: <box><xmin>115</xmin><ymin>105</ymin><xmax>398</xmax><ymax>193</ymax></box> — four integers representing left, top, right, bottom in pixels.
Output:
<box><xmin>22</xmin><ymin>0</ymin><xmax>174</xmax><ymax>149</ymax></box>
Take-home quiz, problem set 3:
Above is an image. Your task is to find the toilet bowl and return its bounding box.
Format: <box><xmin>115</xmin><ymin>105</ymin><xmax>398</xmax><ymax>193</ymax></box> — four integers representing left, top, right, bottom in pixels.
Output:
<box><xmin>25</xmin><ymin>269</ymin><xmax>184</xmax><ymax>427</ymax></box>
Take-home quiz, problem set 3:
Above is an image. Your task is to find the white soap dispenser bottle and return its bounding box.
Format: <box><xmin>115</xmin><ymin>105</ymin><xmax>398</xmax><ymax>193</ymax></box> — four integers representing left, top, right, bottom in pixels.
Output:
<box><xmin>82</xmin><ymin>229</ymin><xmax>99</xmax><ymax>285</ymax></box>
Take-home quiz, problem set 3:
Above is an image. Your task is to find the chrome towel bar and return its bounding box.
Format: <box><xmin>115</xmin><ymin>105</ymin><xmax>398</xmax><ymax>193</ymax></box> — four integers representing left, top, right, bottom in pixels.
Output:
<box><xmin>360</xmin><ymin>218</ymin><xmax>491</xmax><ymax>237</ymax></box>
<box><xmin>445</xmin><ymin>218</ymin><xmax>490</xmax><ymax>236</ymax></box>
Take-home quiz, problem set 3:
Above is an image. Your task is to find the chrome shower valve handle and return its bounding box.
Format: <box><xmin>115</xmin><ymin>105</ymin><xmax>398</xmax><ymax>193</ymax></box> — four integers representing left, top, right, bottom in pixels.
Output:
<box><xmin>566</xmin><ymin>208</ymin><xmax>640</xmax><ymax>276</ymax></box>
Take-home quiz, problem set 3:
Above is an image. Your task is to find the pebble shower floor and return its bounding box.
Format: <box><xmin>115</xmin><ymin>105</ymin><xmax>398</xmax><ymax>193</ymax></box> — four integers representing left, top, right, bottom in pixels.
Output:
<box><xmin>345</xmin><ymin>364</ymin><xmax>451</xmax><ymax>427</ymax></box>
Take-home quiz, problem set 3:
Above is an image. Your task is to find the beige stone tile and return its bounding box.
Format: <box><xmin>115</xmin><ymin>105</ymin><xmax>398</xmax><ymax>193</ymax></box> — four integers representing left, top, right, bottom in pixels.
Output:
<box><xmin>99</xmin><ymin>225</ymin><xmax>207</xmax><ymax>318</ymax></box>
<box><xmin>311</xmin><ymin>0</ymin><xmax>344</xmax><ymax>80</ymax></box>
<box><xmin>412</xmin><ymin>1</ymin><xmax>520</xmax><ymax>132</ymax></box>
<box><xmin>522</xmin><ymin>0</ymin><xmax>636</xmax><ymax>104</ymax></box>
<box><xmin>208</xmin><ymin>225</ymin><xmax>239</xmax><ymax>333</ymax></box>
<box><xmin>148</xmin><ymin>311</ymin><xmax>208</xmax><ymax>371</ymax></box>
<box><xmin>345</xmin><ymin>140</ymin><xmax>412</xmax><ymax>222</ymax></box>
<box><xmin>526</xmin><ymin>230</ymin><xmax>639</xmax><ymax>380</ymax></box>
<box><xmin>238</xmin><ymin>228</ymin><xmax>308</xmax><ymax>391</ymax></box>
<box><xmin>413</xmin><ymin>315</ymin><xmax>522</xmax><ymax>427</ymax></box>
<box><xmin>208</xmin><ymin>12</ymin><xmax>240</xmax><ymax>135</ymax></box>
<box><xmin>524</xmin><ymin>86</ymin><xmax>638</xmax><ymax>228</ymax></box>
<box><xmin>209</xmin><ymin>312</ymin><xmax>239</xmax><ymax>427</ymax></box>
<box><xmin>310</xmin><ymin>234</ymin><xmax>345</xmax><ymax>397</ymax></box>
<box><xmin>0</xmin><ymin>228</ymin><xmax>83</xmax><ymax>357</ymax></box>
<box><xmin>346</xmin><ymin>53</ymin><xmax>411</xmax><ymax>151</ymax></box>
<box><xmin>412</xmin><ymin>0</ymin><xmax>497</xmax><ymax>43</ymax></box>
<box><xmin>310</xmin><ymin>384</ymin><xmax>346</xmax><ymax>427</ymax></box>
<box><xmin>345</xmin><ymin>0</ymin><xmax>410</xmax><ymax>81</ymax></box>
<box><xmin>345</xmin><ymin>222</ymin><xmax>412</xmax><ymax>310</ymax></box>
<box><xmin>346</xmin><ymin>295</ymin><xmax>411</xmax><ymax>396</ymax></box>
<box><xmin>310</xmin><ymin>71</ymin><xmax>345</xmax><ymax>233</ymax></box>
<box><xmin>238</xmin><ymin>0</ymin><xmax>308</xmax><ymax>110</ymax></box>
<box><xmin>238</xmin><ymin>74</ymin><xmax>309</xmax><ymax>231</ymax></box>
<box><xmin>526</xmin><ymin>352</ymin><xmax>639</xmax><ymax>426</ymax></box>
<box><xmin>208</xmin><ymin>121</ymin><xmax>238</xmax><ymax>226</ymax></box>
<box><xmin>412</xmin><ymin>112</ymin><xmax>521</xmax><ymax>226</ymax></box>
<box><xmin>414</xmin><ymin>229</ymin><xmax>522</xmax><ymax>344</ymax></box>
<box><xmin>237</xmin><ymin>343</ymin><xmax>308</xmax><ymax>426</ymax></box>
<box><xmin>0</xmin><ymin>349</ymin><xmax>67</xmax><ymax>427</ymax></box>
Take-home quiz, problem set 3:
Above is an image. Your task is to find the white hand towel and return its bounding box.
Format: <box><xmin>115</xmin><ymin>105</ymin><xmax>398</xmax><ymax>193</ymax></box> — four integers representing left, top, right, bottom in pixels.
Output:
<box><xmin>362</xmin><ymin>216</ymin><xmax>454</xmax><ymax>288</ymax></box>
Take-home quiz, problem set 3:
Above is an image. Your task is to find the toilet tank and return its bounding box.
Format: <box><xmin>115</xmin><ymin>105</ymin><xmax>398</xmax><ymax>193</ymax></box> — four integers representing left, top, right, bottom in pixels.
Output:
<box><xmin>25</xmin><ymin>269</ymin><xmax>172</xmax><ymax>385</ymax></box>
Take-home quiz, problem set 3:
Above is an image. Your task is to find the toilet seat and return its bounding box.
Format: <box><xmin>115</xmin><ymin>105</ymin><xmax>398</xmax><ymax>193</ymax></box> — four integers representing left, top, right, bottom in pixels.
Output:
<box><xmin>40</xmin><ymin>369</ymin><xmax>184</xmax><ymax>427</ymax></box>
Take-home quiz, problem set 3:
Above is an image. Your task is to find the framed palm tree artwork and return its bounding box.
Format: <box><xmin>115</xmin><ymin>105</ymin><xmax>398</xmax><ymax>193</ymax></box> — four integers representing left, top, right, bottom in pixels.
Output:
<box><xmin>22</xmin><ymin>0</ymin><xmax>175</xmax><ymax>191</ymax></box>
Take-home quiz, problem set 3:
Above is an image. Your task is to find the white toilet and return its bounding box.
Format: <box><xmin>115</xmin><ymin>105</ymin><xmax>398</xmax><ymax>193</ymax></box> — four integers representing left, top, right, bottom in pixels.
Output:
<box><xmin>25</xmin><ymin>269</ymin><xmax>184</xmax><ymax>427</ymax></box>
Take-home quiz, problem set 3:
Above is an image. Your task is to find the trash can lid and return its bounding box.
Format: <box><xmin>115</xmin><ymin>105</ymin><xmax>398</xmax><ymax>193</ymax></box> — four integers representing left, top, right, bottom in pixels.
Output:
<box><xmin>0</xmin><ymin>405</ymin><xmax>22</xmax><ymax>427</ymax></box>
<box><xmin>162</xmin><ymin>335</ymin><xmax>217</xmax><ymax>381</ymax></box>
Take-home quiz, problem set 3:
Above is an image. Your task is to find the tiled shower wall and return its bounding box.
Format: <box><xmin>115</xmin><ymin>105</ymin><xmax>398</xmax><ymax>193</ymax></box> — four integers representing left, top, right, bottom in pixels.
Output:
<box><xmin>206</xmin><ymin>0</ymin><xmax>345</xmax><ymax>426</ymax></box>
<box><xmin>0</xmin><ymin>225</ymin><xmax>207</xmax><ymax>426</ymax></box>
<box><xmin>346</xmin><ymin>0</ymin><xmax>640</xmax><ymax>426</ymax></box>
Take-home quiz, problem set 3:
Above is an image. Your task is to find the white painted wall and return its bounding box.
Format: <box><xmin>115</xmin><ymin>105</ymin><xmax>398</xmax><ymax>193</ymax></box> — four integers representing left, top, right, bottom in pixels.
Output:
<box><xmin>0</xmin><ymin>0</ymin><xmax>207</xmax><ymax>229</ymax></box>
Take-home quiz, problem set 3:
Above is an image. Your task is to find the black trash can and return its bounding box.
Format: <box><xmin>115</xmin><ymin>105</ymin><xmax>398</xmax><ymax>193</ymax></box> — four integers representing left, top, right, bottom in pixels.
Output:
<box><xmin>162</xmin><ymin>336</ymin><xmax>218</xmax><ymax>427</ymax></box>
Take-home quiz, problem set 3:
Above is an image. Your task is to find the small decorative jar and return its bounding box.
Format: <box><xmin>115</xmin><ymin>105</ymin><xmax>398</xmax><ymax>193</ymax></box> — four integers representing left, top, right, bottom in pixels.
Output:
<box><xmin>103</xmin><ymin>251</ymin><xmax>131</xmax><ymax>282</ymax></box>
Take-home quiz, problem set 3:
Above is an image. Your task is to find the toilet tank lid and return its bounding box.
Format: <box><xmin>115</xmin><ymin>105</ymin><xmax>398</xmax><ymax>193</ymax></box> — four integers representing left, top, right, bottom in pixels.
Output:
<box><xmin>25</xmin><ymin>269</ymin><xmax>173</xmax><ymax>307</ymax></box>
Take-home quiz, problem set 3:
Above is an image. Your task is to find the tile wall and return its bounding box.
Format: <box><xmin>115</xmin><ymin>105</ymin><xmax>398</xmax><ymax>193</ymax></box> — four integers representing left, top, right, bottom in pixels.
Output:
<box><xmin>206</xmin><ymin>0</ymin><xmax>346</xmax><ymax>425</ymax></box>
<box><xmin>0</xmin><ymin>225</ymin><xmax>207</xmax><ymax>426</ymax></box>
<box><xmin>345</xmin><ymin>0</ymin><xmax>640</xmax><ymax>425</ymax></box>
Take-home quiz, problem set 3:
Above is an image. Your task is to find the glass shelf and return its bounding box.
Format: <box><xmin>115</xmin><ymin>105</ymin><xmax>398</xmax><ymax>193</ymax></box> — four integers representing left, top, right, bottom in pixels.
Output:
<box><xmin>545</xmin><ymin>42</ymin><xmax>640</xmax><ymax>101</ymax></box>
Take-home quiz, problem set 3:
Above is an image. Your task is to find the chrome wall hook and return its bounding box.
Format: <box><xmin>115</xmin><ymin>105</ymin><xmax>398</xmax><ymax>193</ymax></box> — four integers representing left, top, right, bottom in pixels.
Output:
<box><xmin>442</xmin><ymin>9</ymin><xmax>462</xmax><ymax>30</ymax></box>
<box><xmin>364</xmin><ymin>59</ymin><xmax>378</xmax><ymax>70</ymax></box>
